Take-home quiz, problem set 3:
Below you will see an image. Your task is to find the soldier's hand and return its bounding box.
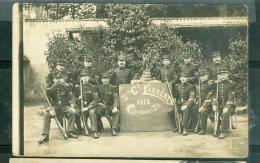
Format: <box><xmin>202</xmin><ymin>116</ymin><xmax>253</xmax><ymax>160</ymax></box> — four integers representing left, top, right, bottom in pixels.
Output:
<box><xmin>199</xmin><ymin>107</ymin><xmax>204</xmax><ymax>112</ymax></box>
<box><xmin>112</xmin><ymin>107</ymin><xmax>118</xmax><ymax>113</ymax></box>
<box><xmin>223</xmin><ymin>107</ymin><xmax>228</xmax><ymax>113</ymax></box>
<box><xmin>78</xmin><ymin>96</ymin><xmax>82</xmax><ymax>100</ymax></box>
<box><xmin>212</xmin><ymin>105</ymin><xmax>217</xmax><ymax>112</ymax></box>
<box><xmin>181</xmin><ymin>105</ymin><xmax>187</xmax><ymax>111</ymax></box>
<box><xmin>49</xmin><ymin>110</ymin><xmax>56</xmax><ymax>117</ymax></box>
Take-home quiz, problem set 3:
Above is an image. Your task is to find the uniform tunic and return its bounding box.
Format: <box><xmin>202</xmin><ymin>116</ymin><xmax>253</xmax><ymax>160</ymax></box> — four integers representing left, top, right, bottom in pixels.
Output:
<box><xmin>212</xmin><ymin>80</ymin><xmax>235</xmax><ymax>133</ymax></box>
<box><xmin>173</xmin><ymin>82</ymin><xmax>196</xmax><ymax>129</ymax></box>
<box><xmin>42</xmin><ymin>81</ymin><xmax>76</xmax><ymax>135</ymax></box>
<box><xmin>110</xmin><ymin>67</ymin><xmax>132</xmax><ymax>87</ymax></box>
<box><xmin>98</xmin><ymin>84</ymin><xmax>120</xmax><ymax>130</ymax></box>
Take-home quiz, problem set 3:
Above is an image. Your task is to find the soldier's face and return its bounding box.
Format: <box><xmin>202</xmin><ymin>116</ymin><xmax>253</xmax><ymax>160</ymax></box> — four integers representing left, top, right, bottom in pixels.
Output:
<box><xmin>162</xmin><ymin>59</ymin><xmax>171</xmax><ymax>66</ymax></box>
<box><xmin>213</xmin><ymin>56</ymin><xmax>221</xmax><ymax>63</ymax></box>
<box><xmin>56</xmin><ymin>64</ymin><xmax>65</xmax><ymax>71</ymax></box>
<box><xmin>200</xmin><ymin>75</ymin><xmax>208</xmax><ymax>82</ymax></box>
<box><xmin>184</xmin><ymin>58</ymin><xmax>192</xmax><ymax>64</ymax></box>
<box><xmin>218</xmin><ymin>73</ymin><xmax>228</xmax><ymax>81</ymax></box>
<box><xmin>118</xmin><ymin>60</ymin><xmax>126</xmax><ymax>68</ymax></box>
<box><xmin>180</xmin><ymin>76</ymin><xmax>188</xmax><ymax>83</ymax></box>
<box><xmin>102</xmin><ymin>78</ymin><xmax>110</xmax><ymax>84</ymax></box>
<box><xmin>84</xmin><ymin>61</ymin><xmax>92</xmax><ymax>67</ymax></box>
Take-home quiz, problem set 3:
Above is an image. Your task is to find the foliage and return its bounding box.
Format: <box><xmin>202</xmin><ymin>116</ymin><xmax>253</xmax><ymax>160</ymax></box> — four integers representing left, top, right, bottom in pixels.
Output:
<box><xmin>102</xmin><ymin>4</ymin><xmax>152</xmax><ymax>73</ymax></box>
<box><xmin>224</xmin><ymin>34</ymin><xmax>248</xmax><ymax>104</ymax></box>
<box><xmin>24</xmin><ymin>3</ymin><xmax>96</xmax><ymax>20</ymax></box>
<box><xmin>45</xmin><ymin>32</ymin><xmax>84</xmax><ymax>75</ymax></box>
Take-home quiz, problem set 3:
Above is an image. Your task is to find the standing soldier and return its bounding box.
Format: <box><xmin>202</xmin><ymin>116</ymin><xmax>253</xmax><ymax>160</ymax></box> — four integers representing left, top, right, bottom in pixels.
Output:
<box><xmin>38</xmin><ymin>74</ymin><xmax>78</xmax><ymax>144</ymax></box>
<box><xmin>195</xmin><ymin>68</ymin><xmax>216</xmax><ymax>135</ymax></box>
<box><xmin>212</xmin><ymin>66</ymin><xmax>235</xmax><ymax>139</ymax></box>
<box><xmin>173</xmin><ymin>71</ymin><xmax>196</xmax><ymax>135</ymax></box>
<box><xmin>79</xmin><ymin>71</ymin><xmax>100</xmax><ymax>138</ymax></box>
<box><xmin>179</xmin><ymin>52</ymin><xmax>199</xmax><ymax>85</ymax></box>
<box><xmin>80</xmin><ymin>56</ymin><xmax>100</xmax><ymax>85</ymax></box>
<box><xmin>157</xmin><ymin>54</ymin><xmax>177</xmax><ymax>84</ymax></box>
<box><xmin>110</xmin><ymin>52</ymin><xmax>132</xmax><ymax>87</ymax></box>
<box><xmin>98</xmin><ymin>73</ymin><xmax>120</xmax><ymax>136</ymax></box>
<box><xmin>208</xmin><ymin>51</ymin><xmax>222</xmax><ymax>82</ymax></box>
<box><xmin>180</xmin><ymin>52</ymin><xmax>199</xmax><ymax>131</ymax></box>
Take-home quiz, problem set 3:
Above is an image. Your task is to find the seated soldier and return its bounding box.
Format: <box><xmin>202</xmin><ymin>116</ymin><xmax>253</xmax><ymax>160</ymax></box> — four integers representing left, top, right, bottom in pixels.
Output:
<box><xmin>195</xmin><ymin>68</ymin><xmax>216</xmax><ymax>135</ymax></box>
<box><xmin>212</xmin><ymin>65</ymin><xmax>236</xmax><ymax>139</ymax></box>
<box><xmin>79</xmin><ymin>72</ymin><xmax>100</xmax><ymax>138</ymax></box>
<box><xmin>173</xmin><ymin>71</ymin><xmax>196</xmax><ymax>135</ymax></box>
<box><xmin>98</xmin><ymin>73</ymin><xmax>120</xmax><ymax>136</ymax></box>
<box><xmin>87</xmin><ymin>73</ymin><xmax>120</xmax><ymax>139</ymax></box>
<box><xmin>38</xmin><ymin>74</ymin><xmax>78</xmax><ymax>144</ymax></box>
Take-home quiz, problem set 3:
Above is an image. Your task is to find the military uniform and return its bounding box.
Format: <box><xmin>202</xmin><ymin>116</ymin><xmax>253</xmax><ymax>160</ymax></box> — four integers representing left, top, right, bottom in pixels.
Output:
<box><xmin>173</xmin><ymin>72</ymin><xmax>196</xmax><ymax>135</ymax></box>
<box><xmin>195</xmin><ymin>69</ymin><xmax>216</xmax><ymax>135</ymax></box>
<box><xmin>208</xmin><ymin>51</ymin><xmax>222</xmax><ymax>82</ymax></box>
<box><xmin>97</xmin><ymin>73</ymin><xmax>120</xmax><ymax>136</ymax></box>
<box><xmin>212</xmin><ymin>66</ymin><xmax>235</xmax><ymax>139</ymax></box>
<box><xmin>40</xmin><ymin>77</ymin><xmax>77</xmax><ymax>143</ymax></box>
<box><xmin>180</xmin><ymin>63</ymin><xmax>199</xmax><ymax>84</ymax></box>
<box><xmin>208</xmin><ymin>63</ymin><xmax>221</xmax><ymax>82</ymax></box>
<box><xmin>46</xmin><ymin>59</ymin><xmax>69</xmax><ymax>88</ymax></box>
<box><xmin>110</xmin><ymin>54</ymin><xmax>132</xmax><ymax>87</ymax></box>
<box><xmin>80</xmin><ymin>75</ymin><xmax>100</xmax><ymax>138</ymax></box>
<box><xmin>157</xmin><ymin>55</ymin><xmax>177</xmax><ymax>83</ymax></box>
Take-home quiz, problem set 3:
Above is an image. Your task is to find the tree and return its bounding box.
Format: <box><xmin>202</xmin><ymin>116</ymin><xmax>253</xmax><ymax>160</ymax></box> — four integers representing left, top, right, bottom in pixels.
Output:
<box><xmin>224</xmin><ymin>34</ymin><xmax>248</xmax><ymax>105</ymax></box>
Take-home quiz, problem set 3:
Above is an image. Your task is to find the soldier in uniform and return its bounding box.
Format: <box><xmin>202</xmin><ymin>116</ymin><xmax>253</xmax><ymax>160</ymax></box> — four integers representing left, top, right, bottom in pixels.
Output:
<box><xmin>208</xmin><ymin>51</ymin><xmax>222</xmax><ymax>82</ymax></box>
<box><xmin>180</xmin><ymin>52</ymin><xmax>199</xmax><ymax>131</ymax></box>
<box><xmin>46</xmin><ymin>59</ymin><xmax>68</xmax><ymax>88</ymax></box>
<box><xmin>179</xmin><ymin>52</ymin><xmax>199</xmax><ymax>85</ymax></box>
<box><xmin>38</xmin><ymin>74</ymin><xmax>78</xmax><ymax>144</ymax></box>
<box><xmin>73</xmin><ymin>56</ymin><xmax>101</xmax><ymax>134</ymax></box>
<box><xmin>157</xmin><ymin>54</ymin><xmax>177</xmax><ymax>84</ymax></box>
<box><xmin>212</xmin><ymin>66</ymin><xmax>235</xmax><ymax>139</ymax></box>
<box><xmin>80</xmin><ymin>56</ymin><xmax>100</xmax><ymax>85</ymax></box>
<box><xmin>195</xmin><ymin>68</ymin><xmax>216</xmax><ymax>135</ymax></box>
<box><xmin>110</xmin><ymin>53</ymin><xmax>132</xmax><ymax>87</ymax></box>
<box><xmin>79</xmin><ymin>71</ymin><xmax>100</xmax><ymax>138</ymax></box>
<box><xmin>97</xmin><ymin>73</ymin><xmax>120</xmax><ymax>136</ymax></box>
<box><xmin>173</xmin><ymin>71</ymin><xmax>196</xmax><ymax>135</ymax></box>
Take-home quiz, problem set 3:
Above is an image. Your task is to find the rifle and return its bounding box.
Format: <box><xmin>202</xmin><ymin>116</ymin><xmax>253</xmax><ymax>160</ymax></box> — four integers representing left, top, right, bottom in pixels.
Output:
<box><xmin>165</xmin><ymin>79</ymin><xmax>180</xmax><ymax>132</ymax></box>
<box><xmin>195</xmin><ymin>79</ymin><xmax>201</xmax><ymax>133</ymax></box>
<box><xmin>79</xmin><ymin>79</ymin><xmax>89</xmax><ymax>136</ymax></box>
<box><xmin>214</xmin><ymin>81</ymin><xmax>220</xmax><ymax>136</ymax></box>
<box><xmin>40</xmin><ymin>84</ymin><xmax>68</xmax><ymax>140</ymax></box>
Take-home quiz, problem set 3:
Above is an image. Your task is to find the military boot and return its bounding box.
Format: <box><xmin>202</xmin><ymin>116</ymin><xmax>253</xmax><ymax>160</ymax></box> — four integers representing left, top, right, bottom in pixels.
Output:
<box><xmin>93</xmin><ymin>132</ymin><xmax>99</xmax><ymax>139</ymax></box>
<box><xmin>182</xmin><ymin>128</ymin><xmax>188</xmax><ymax>136</ymax></box>
<box><xmin>218</xmin><ymin>132</ymin><xmax>225</xmax><ymax>139</ymax></box>
<box><xmin>112</xmin><ymin>129</ymin><xmax>118</xmax><ymax>136</ymax></box>
<box><xmin>198</xmin><ymin>130</ymin><xmax>206</xmax><ymax>135</ymax></box>
<box><xmin>38</xmin><ymin>134</ymin><xmax>49</xmax><ymax>144</ymax></box>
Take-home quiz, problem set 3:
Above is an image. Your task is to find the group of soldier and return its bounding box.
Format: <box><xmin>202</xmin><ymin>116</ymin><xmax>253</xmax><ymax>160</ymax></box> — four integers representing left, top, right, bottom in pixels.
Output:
<box><xmin>38</xmin><ymin>50</ymin><xmax>237</xmax><ymax>144</ymax></box>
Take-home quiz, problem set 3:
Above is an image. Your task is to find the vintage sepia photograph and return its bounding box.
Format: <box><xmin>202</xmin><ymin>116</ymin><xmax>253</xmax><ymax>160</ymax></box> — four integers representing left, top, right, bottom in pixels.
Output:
<box><xmin>9</xmin><ymin>158</ymin><xmax>247</xmax><ymax>163</ymax></box>
<box><xmin>13</xmin><ymin>3</ymin><xmax>248</xmax><ymax>158</ymax></box>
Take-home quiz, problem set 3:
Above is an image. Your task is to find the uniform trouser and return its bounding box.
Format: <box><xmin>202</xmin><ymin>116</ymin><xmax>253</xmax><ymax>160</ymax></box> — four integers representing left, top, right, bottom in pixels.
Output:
<box><xmin>181</xmin><ymin>108</ymin><xmax>191</xmax><ymax>129</ymax></box>
<box><xmin>75</xmin><ymin>103</ymin><xmax>82</xmax><ymax>131</ymax></box>
<box><xmin>189</xmin><ymin>105</ymin><xmax>198</xmax><ymax>129</ymax></box>
<box><xmin>42</xmin><ymin>107</ymin><xmax>76</xmax><ymax>135</ymax></box>
<box><xmin>199</xmin><ymin>106</ymin><xmax>212</xmax><ymax>131</ymax></box>
<box><xmin>88</xmin><ymin>106</ymin><xmax>120</xmax><ymax>132</ymax></box>
<box><xmin>175</xmin><ymin>105</ymin><xmax>192</xmax><ymax>129</ymax></box>
<box><xmin>220</xmin><ymin>106</ymin><xmax>235</xmax><ymax>133</ymax></box>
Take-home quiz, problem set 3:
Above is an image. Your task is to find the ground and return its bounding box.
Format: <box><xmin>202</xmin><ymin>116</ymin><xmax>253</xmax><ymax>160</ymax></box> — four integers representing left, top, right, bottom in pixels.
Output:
<box><xmin>24</xmin><ymin>105</ymin><xmax>248</xmax><ymax>158</ymax></box>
